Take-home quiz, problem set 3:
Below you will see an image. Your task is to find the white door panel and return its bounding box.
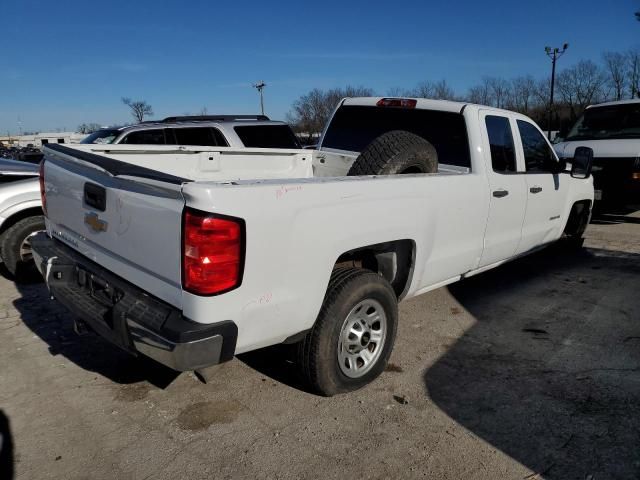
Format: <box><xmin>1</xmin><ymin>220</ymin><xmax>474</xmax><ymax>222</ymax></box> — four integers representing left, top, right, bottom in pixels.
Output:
<box><xmin>514</xmin><ymin>119</ymin><xmax>570</xmax><ymax>254</ymax></box>
<box><xmin>478</xmin><ymin>112</ymin><xmax>527</xmax><ymax>267</ymax></box>
<box><xmin>518</xmin><ymin>174</ymin><xmax>569</xmax><ymax>252</ymax></box>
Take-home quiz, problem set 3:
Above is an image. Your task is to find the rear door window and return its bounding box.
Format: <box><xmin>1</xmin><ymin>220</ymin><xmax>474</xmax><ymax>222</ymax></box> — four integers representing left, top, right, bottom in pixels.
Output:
<box><xmin>171</xmin><ymin>127</ymin><xmax>227</xmax><ymax>146</ymax></box>
<box><xmin>321</xmin><ymin>105</ymin><xmax>471</xmax><ymax>168</ymax></box>
<box><xmin>234</xmin><ymin>125</ymin><xmax>301</xmax><ymax>148</ymax></box>
<box><xmin>120</xmin><ymin>129</ymin><xmax>166</xmax><ymax>145</ymax></box>
<box><xmin>485</xmin><ymin>115</ymin><xmax>516</xmax><ymax>173</ymax></box>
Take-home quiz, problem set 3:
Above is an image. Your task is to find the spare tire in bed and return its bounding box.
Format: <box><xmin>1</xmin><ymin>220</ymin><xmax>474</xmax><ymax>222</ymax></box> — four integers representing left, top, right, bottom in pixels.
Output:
<box><xmin>347</xmin><ymin>130</ymin><xmax>438</xmax><ymax>176</ymax></box>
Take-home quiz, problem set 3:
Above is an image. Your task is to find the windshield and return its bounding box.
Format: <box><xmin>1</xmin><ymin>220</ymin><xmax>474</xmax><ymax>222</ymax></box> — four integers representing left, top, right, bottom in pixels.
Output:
<box><xmin>565</xmin><ymin>103</ymin><xmax>640</xmax><ymax>141</ymax></box>
<box><xmin>234</xmin><ymin>125</ymin><xmax>301</xmax><ymax>148</ymax></box>
<box><xmin>80</xmin><ymin>129</ymin><xmax>120</xmax><ymax>144</ymax></box>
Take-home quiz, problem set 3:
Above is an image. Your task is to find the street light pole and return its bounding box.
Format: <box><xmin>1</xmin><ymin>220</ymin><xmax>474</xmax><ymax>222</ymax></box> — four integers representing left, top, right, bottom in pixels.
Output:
<box><xmin>253</xmin><ymin>81</ymin><xmax>266</xmax><ymax>115</ymax></box>
<box><xmin>545</xmin><ymin>43</ymin><xmax>568</xmax><ymax>140</ymax></box>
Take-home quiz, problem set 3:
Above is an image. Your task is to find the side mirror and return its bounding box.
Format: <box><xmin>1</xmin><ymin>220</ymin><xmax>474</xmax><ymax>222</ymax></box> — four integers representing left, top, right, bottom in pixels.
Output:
<box><xmin>570</xmin><ymin>146</ymin><xmax>593</xmax><ymax>179</ymax></box>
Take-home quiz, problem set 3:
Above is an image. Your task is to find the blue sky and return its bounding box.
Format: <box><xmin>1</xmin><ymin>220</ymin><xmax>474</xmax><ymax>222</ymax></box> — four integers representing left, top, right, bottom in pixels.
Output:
<box><xmin>2</xmin><ymin>0</ymin><xmax>639</xmax><ymax>133</ymax></box>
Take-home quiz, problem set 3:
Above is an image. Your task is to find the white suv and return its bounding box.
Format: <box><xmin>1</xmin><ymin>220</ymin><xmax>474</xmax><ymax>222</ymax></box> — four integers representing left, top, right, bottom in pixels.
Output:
<box><xmin>81</xmin><ymin>115</ymin><xmax>301</xmax><ymax>149</ymax></box>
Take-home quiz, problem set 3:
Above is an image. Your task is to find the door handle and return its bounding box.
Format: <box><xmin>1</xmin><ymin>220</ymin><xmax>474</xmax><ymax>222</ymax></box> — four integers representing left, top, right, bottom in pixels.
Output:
<box><xmin>530</xmin><ymin>186</ymin><xmax>543</xmax><ymax>194</ymax></box>
<box><xmin>492</xmin><ymin>189</ymin><xmax>509</xmax><ymax>198</ymax></box>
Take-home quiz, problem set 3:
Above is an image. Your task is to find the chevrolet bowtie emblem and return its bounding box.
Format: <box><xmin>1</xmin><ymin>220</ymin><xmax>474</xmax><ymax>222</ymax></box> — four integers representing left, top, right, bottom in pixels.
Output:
<box><xmin>85</xmin><ymin>212</ymin><xmax>108</xmax><ymax>233</ymax></box>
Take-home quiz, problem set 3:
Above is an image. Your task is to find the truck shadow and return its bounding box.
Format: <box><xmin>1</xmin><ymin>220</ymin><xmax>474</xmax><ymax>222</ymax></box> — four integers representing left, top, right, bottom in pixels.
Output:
<box><xmin>238</xmin><ymin>344</ymin><xmax>312</xmax><ymax>393</ymax></box>
<box><xmin>12</xmin><ymin>281</ymin><xmax>178</xmax><ymax>388</ymax></box>
<box><xmin>425</xmin><ymin>243</ymin><xmax>640</xmax><ymax>479</ymax></box>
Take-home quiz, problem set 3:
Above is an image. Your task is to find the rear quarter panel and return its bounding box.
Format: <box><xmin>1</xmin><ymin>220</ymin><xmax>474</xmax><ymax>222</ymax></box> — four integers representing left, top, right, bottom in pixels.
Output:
<box><xmin>182</xmin><ymin>172</ymin><xmax>488</xmax><ymax>354</ymax></box>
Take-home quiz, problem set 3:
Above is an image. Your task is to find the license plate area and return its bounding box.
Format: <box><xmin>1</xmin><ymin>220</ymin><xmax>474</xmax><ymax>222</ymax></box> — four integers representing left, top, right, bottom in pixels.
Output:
<box><xmin>76</xmin><ymin>265</ymin><xmax>124</xmax><ymax>309</ymax></box>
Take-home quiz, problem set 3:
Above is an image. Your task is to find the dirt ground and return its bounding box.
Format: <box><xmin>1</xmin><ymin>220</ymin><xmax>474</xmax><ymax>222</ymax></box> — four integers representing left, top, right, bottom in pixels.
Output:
<box><xmin>1</xmin><ymin>207</ymin><xmax>639</xmax><ymax>480</ymax></box>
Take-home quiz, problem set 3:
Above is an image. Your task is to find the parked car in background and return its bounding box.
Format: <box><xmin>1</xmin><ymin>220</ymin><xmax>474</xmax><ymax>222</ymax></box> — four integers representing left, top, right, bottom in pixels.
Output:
<box><xmin>81</xmin><ymin>115</ymin><xmax>301</xmax><ymax>149</ymax></box>
<box><xmin>554</xmin><ymin>99</ymin><xmax>640</xmax><ymax>207</ymax></box>
<box><xmin>0</xmin><ymin>158</ymin><xmax>43</xmax><ymax>281</ymax></box>
<box><xmin>33</xmin><ymin>97</ymin><xmax>593</xmax><ymax>395</ymax></box>
<box><xmin>0</xmin><ymin>145</ymin><xmax>44</xmax><ymax>164</ymax></box>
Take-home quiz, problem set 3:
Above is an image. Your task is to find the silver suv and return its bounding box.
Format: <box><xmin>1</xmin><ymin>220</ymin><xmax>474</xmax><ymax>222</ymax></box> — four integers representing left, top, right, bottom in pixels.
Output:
<box><xmin>0</xmin><ymin>158</ymin><xmax>43</xmax><ymax>281</ymax></box>
<box><xmin>81</xmin><ymin>115</ymin><xmax>301</xmax><ymax>149</ymax></box>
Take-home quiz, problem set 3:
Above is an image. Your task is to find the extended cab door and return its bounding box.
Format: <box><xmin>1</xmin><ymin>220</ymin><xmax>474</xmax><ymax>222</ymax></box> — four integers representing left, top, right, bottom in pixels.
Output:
<box><xmin>514</xmin><ymin>119</ymin><xmax>569</xmax><ymax>254</ymax></box>
<box><xmin>478</xmin><ymin>112</ymin><xmax>527</xmax><ymax>267</ymax></box>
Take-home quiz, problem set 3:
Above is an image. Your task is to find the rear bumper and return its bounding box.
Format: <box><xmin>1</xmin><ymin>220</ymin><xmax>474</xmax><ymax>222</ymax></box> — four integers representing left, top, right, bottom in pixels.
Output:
<box><xmin>31</xmin><ymin>233</ymin><xmax>237</xmax><ymax>371</ymax></box>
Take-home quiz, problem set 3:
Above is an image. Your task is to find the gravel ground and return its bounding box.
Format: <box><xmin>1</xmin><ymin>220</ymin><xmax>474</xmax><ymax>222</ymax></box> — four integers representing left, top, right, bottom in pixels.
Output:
<box><xmin>1</xmin><ymin>206</ymin><xmax>639</xmax><ymax>480</ymax></box>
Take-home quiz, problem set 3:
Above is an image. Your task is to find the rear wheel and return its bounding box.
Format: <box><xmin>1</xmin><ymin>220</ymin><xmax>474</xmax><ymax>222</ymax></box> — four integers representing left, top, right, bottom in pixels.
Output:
<box><xmin>1</xmin><ymin>215</ymin><xmax>45</xmax><ymax>282</ymax></box>
<box><xmin>297</xmin><ymin>267</ymin><xmax>398</xmax><ymax>396</ymax></box>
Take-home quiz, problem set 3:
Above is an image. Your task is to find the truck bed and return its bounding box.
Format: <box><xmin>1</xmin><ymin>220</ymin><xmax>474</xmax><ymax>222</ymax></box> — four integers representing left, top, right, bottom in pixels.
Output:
<box><xmin>41</xmin><ymin>142</ymin><xmax>482</xmax><ymax>356</ymax></box>
<box><xmin>60</xmin><ymin>143</ymin><xmax>469</xmax><ymax>184</ymax></box>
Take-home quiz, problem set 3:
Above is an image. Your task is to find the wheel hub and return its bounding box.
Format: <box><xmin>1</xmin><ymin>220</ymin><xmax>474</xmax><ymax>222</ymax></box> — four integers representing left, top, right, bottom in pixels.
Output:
<box><xmin>19</xmin><ymin>232</ymin><xmax>38</xmax><ymax>262</ymax></box>
<box><xmin>337</xmin><ymin>299</ymin><xmax>387</xmax><ymax>378</ymax></box>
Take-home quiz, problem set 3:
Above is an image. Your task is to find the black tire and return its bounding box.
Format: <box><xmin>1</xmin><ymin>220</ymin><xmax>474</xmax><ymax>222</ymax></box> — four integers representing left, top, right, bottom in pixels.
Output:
<box><xmin>347</xmin><ymin>130</ymin><xmax>438</xmax><ymax>176</ymax></box>
<box><xmin>1</xmin><ymin>215</ymin><xmax>45</xmax><ymax>281</ymax></box>
<box><xmin>297</xmin><ymin>267</ymin><xmax>398</xmax><ymax>396</ymax></box>
<box><xmin>563</xmin><ymin>202</ymin><xmax>590</xmax><ymax>249</ymax></box>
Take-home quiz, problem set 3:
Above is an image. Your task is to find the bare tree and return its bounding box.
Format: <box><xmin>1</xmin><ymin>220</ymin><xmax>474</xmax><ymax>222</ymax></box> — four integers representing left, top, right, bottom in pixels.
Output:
<box><xmin>432</xmin><ymin>79</ymin><xmax>456</xmax><ymax>100</ymax></box>
<box><xmin>465</xmin><ymin>78</ymin><xmax>492</xmax><ymax>105</ymax></box>
<box><xmin>556</xmin><ymin>60</ymin><xmax>607</xmax><ymax>118</ymax></box>
<box><xmin>200</xmin><ymin>106</ymin><xmax>208</xmax><ymax>115</ymax></box>
<box><xmin>121</xmin><ymin>97</ymin><xmax>154</xmax><ymax>123</ymax></box>
<box><xmin>508</xmin><ymin>75</ymin><xmax>537</xmax><ymax>113</ymax></box>
<box><xmin>532</xmin><ymin>77</ymin><xmax>551</xmax><ymax>107</ymax></box>
<box><xmin>602</xmin><ymin>52</ymin><xmax>627</xmax><ymax>100</ymax></box>
<box><xmin>407</xmin><ymin>81</ymin><xmax>435</xmax><ymax>98</ymax></box>
<box><xmin>386</xmin><ymin>86</ymin><xmax>408</xmax><ymax>96</ymax></box>
<box><xmin>287</xmin><ymin>86</ymin><xmax>374</xmax><ymax>138</ymax></box>
<box><xmin>628</xmin><ymin>49</ymin><xmax>640</xmax><ymax>98</ymax></box>
<box><xmin>486</xmin><ymin>77</ymin><xmax>511</xmax><ymax>108</ymax></box>
<box><xmin>404</xmin><ymin>79</ymin><xmax>455</xmax><ymax>100</ymax></box>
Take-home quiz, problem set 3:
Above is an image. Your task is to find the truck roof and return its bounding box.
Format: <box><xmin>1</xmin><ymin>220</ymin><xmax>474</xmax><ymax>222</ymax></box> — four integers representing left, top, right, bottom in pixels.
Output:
<box><xmin>343</xmin><ymin>97</ymin><xmax>467</xmax><ymax>113</ymax></box>
<box><xmin>341</xmin><ymin>96</ymin><xmax>526</xmax><ymax>117</ymax></box>
<box><xmin>586</xmin><ymin>98</ymin><xmax>640</xmax><ymax>109</ymax></box>
<box><xmin>109</xmin><ymin>116</ymin><xmax>287</xmax><ymax>133</ymax></box>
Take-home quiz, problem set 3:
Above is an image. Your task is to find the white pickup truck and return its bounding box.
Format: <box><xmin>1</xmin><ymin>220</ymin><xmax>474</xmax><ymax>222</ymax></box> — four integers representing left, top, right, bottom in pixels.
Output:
<box><xmin>32</xmin><ymin>97</ymin><xmax>594</xmax><ymax>396</ymax></box>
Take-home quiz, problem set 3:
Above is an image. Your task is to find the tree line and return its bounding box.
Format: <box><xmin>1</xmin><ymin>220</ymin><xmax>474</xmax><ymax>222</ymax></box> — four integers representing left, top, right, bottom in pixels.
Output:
<box><xmin>287</xmin><ymin>48</ymin><xmax>640</xmax><ymax>138</ymax></box>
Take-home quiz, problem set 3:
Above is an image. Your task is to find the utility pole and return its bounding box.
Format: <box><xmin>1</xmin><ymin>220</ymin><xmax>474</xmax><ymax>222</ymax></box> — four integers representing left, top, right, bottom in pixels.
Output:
<box><xmin>253</xmin><ymin>81</ymin><xmax>266</xmax><ymax>115</ymax></box>
<box><xmin>544</xmin><ymin>43</ymin><xmax>568</xmax><ymax>140</ymax></box>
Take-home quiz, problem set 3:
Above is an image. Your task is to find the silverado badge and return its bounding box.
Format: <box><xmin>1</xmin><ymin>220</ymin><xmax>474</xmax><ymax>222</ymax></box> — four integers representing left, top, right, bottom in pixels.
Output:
<box><xmin>85</xmin><ymin>212</ymin><xmax>108</xmax><ymax>233</ymax></box>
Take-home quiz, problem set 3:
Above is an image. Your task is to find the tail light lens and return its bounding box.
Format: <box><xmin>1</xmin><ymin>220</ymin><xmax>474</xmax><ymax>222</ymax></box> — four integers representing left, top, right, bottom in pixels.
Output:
<box><xmin>39</xmin><ymin>160</ymin><xmax>47</xmax><ymax>216</ymax></box>
<box><xmin>182</xmin><ymin>208</ymin><xmax>244</xmax><ymax>295</ymax></box>
<box><xmin>376</xmin><ymin>98</ymin><xmax>417</xmax><ymax>108</ymax></box>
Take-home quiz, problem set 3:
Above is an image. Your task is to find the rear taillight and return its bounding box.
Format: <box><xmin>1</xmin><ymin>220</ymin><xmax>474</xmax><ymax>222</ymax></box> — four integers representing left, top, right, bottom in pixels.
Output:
<box><xmin>39</xmin><ymin>160</ymin><xmax>47</xmax><ymax>216</ymax></box>
<box><xmin>182</xmin><ymin>208</ymin><xmax>244</xmax><ymax>295</ymax></box>
<box><xmin>376</xmin><ymin>98</ymin><xmax>417</xmax><ymax>108</ymax></box>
